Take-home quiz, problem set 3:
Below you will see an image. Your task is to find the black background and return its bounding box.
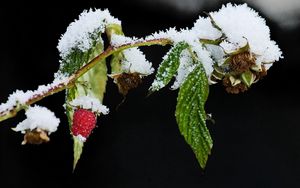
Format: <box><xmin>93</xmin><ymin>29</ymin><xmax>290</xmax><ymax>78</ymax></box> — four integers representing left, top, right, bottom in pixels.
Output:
<box><xmin>0</xmin><ymin>1</ymin><xmax>300</xmax><ymax>187</ymax></box>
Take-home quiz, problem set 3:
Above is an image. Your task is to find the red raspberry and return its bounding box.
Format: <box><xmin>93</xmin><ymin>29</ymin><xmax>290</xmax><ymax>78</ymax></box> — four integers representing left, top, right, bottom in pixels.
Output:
<box><xmin>72</xmin><ymin>109</ymin><xmax>97</xmax><ymax>138</ymax></box>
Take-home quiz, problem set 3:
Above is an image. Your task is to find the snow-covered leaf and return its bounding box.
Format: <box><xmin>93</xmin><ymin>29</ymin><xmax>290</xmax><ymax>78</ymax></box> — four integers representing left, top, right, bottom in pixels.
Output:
<box><xmin>150</xmin><ymin>42</ymin><xmax>189</xmax><ymax>92</ymax></box>
<box><xmin>175</xmin><ymin>62</ymin><xmax>212</xmax><ymax>169</ymax></box>
<box><xmin>66</xmin><ymin>59</ymin><xmax>107</xmax><ymax>170</ymax></box>
<box><xmin>58</xmin><ymin>39</ymin><xmax>104</xmax><ymax>76</ymax></box>
<box><xmin>58</xmin><ymin>18</ymin><xmax>108</xmax><ymax>169</ymax></box>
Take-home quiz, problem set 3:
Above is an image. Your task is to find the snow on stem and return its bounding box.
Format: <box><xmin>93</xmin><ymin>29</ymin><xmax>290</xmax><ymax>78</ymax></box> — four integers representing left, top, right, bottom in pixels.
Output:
<box><xmin>0</xmin><ymin>3</ymin><xmax>283</xmax><ymax>123</ymax></box>
<box><xmin>0</xmin><ymin>38</ymin><xmax>172</xmax><ymax>123</ymax></box>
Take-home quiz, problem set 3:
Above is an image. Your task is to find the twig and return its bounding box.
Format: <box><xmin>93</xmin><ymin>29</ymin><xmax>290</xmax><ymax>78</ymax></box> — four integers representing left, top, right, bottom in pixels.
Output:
<box><xmin>0</xmin><ymin>38</ymin><xmax>172</xmax><ymax>123</ymax></box>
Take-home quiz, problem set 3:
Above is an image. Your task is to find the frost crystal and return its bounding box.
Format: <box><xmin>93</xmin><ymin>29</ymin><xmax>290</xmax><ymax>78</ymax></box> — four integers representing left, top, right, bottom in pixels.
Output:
<box><xmin>145</xmin><ymin>3</ymin><xmax>282</xmax><ymax>77</ymax></box>
<box><xmin>171</xmin><ymin>50</ymin><xmax>196</xmax><ymax>90</ymax></box>
<box><xmin>209</xmin><ymin>3</ymin><xmax>283</xmax><ymax>67</ymax></box>
<box><xmin>70</xmin><ymin>96</ymin><xmax>109</xmax><ymax>114</ymax></box>
<box><xmin>147</xmin><ymin>29</ymin><xmax>215</xmax><ymax>78</ymax></box>
<box><xmin>150</xmin><ymin>80</ymin><xmax>165</xmax><ymax>91</ymax></box>
<box><xmin>146</xmin><ymin>28</ymin><xmax>197</xmax><ymax>45</ymax></box>
<box><xmin>192</xmin><ymin>44</ymin><xmax>215</xmax><ymax>77</ymax></box>
<box><xmin>192</xmin><ymin>17</ymin><xmax>222</xmax><ymax>40</ymax></box>
<box><xmin>57</xmin><ymin>9</ymin><xmax>121</xmax><ymax>59</ymax></box>
<box><xmin>121</xmin><ymin>48</ymin><xmax>154</xmax><ymax>75</ymax></box>
<box><xmin>13</xmin><ymin>106</ymin><xmax>60</xmax><ymax>134</ymax></box>
<box><xmin>110</xmin><ymin>34</ymin><xmax>139</xmax><ymax>47</ymax></box>
<box><xmin>0</xmin><ymin>76</ymin><xmax>70</xmax><ymax>114</ymax></box>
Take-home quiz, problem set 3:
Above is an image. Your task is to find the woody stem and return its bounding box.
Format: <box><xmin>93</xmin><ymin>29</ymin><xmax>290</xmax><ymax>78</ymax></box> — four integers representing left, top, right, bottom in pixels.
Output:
<box><xmin>0</xmin><ymin>38</ymin><xmax>172</xmax><ymax>122</ymax></box>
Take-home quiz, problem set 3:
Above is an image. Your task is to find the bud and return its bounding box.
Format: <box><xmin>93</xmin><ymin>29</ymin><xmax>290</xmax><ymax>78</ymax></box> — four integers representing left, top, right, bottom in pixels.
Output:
<box><xmin>22</xmin><ymin>128</ymin><xmax>50</xmax><ymax>145</ymax></box>
<box><xmin>111</xmin><ymin>72</ymin><xmax>142</xmax><ymax>96</ymax></box>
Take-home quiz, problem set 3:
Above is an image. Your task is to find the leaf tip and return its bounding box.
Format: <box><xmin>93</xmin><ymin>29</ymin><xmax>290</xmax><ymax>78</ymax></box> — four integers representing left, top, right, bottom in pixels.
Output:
<box><xmin>73</xmin><ymin>136</ymin><xmax>84</xmax><ymax>171</ymax></box>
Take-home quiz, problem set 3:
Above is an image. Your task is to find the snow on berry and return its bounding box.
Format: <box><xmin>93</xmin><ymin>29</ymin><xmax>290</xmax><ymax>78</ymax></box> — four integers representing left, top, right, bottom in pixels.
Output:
<box><xmin>72</xmin><ymin>109</ymin><xmax>97</xmax><ymax>141</ymax></box>
<box><xmin>69</xmin><ymin>95</ymin><xmax>109</xmax><ymax>114</ymax></box>
<box><xmin>208</xmin><ymin>3</ymin><xmax>283</xmax><ymax>67</ymax></box>
<box><xmin>13</xmin><ymin>105</ymin><xmax>60</xmax><ymax>134</ymax></box>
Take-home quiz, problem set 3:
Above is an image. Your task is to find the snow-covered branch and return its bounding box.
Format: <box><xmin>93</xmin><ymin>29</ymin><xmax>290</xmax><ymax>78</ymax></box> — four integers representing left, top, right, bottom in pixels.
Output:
<box><xmin>0</xmin><ymin>4</ymin><xmax>283</xmax><ymax>171</ymax></box>
<box><xmin>0</xmin><ymin>38</ymin><xmax>171</xmax><ymax>123</ymax></box>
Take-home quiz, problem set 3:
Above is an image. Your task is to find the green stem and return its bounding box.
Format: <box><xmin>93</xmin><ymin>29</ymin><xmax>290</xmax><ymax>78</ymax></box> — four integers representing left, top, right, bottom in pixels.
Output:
<box><xmin>200</xmin><ymin>39</ymin><xmax>222</xmax><ymax>45</ymax></box>
<box><xmin>0</xmin><ymin>38</ymin><xmax>172</xmax><ymax>123</ymax></box>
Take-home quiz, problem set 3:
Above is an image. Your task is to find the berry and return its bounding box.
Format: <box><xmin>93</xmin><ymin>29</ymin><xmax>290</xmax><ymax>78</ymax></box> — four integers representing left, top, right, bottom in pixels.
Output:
<box><xmin>72</xmin><ymin>109</ymin><xmax>97</xmax><ymax>138</ymax></box>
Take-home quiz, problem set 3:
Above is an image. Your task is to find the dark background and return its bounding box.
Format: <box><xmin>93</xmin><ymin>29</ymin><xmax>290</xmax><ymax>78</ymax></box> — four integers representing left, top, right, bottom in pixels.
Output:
<box><xmin>0</xmin><ymin>1</ymin><xmax>299</xmax><ymax>187</ymax></box>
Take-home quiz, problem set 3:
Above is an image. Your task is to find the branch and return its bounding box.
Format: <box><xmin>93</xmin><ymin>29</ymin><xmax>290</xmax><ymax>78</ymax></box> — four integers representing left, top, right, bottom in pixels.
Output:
<box><xmin>0</xmin><ymin>38</ymin><xmax>172</xmax><ymax>123</ymax></box>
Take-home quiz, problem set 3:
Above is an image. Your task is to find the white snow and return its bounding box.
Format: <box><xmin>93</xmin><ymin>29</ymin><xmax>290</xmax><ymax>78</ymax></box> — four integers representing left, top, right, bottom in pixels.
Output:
<box><xmin>171</xmin><ymin>50</ymin><xmax>196</xmax><ymax>90</ymax></box>
<box><xmin>75</xmin><ymin>134</ymin><xmax>87</xmax><ymax>142</ymax></box>
<box><xmin>171</xmin><ymin>44</ymin><xmax>214</xmax><ymax>89</ymax></box>
<box><xmin>192</xmin><ymin>17</ymin><xmax>222</xmax><ymax>40</ymax></box>
<box><xmin>109</xmin><ymin>35</ymin><xmax>154</xmax><ymax>75</ymax></box>
<box><xmin>110</xmin><ymin>20</ymin><xmax>219</xmax><ymax>47</ymax></box>
<box><xmin>147</xmin><ymin>29</ymin><xmax>215</xmax><ymax>78</ymax></box>
<box><xmin>205</xmin><ymin>44</ymin><xmax>225</xmax><ymax>65</ymax></box>
<box><xmin>13</xmin><ymin>105</ymin><xmax>60</xmax><ymax>134</ymax></box>
<box><xmin>150</xmin><ymin>80</ymin><xmax>165</xmax><ymax>91</ymax></box>
<box><xmin>146</xmin><ymin>28</ymin><xmax>198</xmax><ymax>45</ymax></box>
<box><xmin>1</xmin><ymin>4</ymin><xmax>283</xmax><ymax>119</ymax></box>
<box><xmin>209</xmin><ymin>3</ymin><xmax>282</xmax><ymax>65</ymax></box>
<box><xmin>55</xmin><ymin>3</ymin><xmax>282</xmax><ymax>81</ymax></box>
<box><xmin>121</xmin><ymin>48</ymin><xmax>154</xmax><ymax>75</ymax></box>
<box><xmin>70</xmin><ymin>95</ymin><xmax>109</xmax><ymax>114</ymax></box>
<box><xmin>57</xmin><ymin>9</ymin><xmax>121</xmax><ymax>59</ymax></box>
<box><xmin>145</xmin><ymin>3</ymin><xmax>282</xmax><ymax>73</ymax></box>
<box><xmin>0</xmin><ymin>76</ymin><xmax>70</xmax><ymax>115</ymax></box>
<box><xmin>192</xmin><ymin>43</ymin><xmax>215</xmax><ymax>77</ymax></box>
<box><xmin>110</xmin><ymin>34</ymin><xmax>139</xmax><ymax>47</ymax></box>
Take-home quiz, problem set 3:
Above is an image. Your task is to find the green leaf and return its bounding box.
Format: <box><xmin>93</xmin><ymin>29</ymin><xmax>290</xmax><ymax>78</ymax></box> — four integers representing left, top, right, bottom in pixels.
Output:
<box><xmin>73</xmin><ymin>136</ymin><xmax>84</xmax><ymax>171</ymax></box>
<box><xmin>150</xmin><ymin>42</ymin><xmax>189</xmax><ymax>92</ymax></box>
<box><xmin>68</xmin><ymin>62</ymin><xmax>107</xmax><ymax>170</ymax></box>
<box><xmin>61</xmin><ymin>35</ymin><xmax>108</xmax><ymax>170</ymax></box>
<box><xmin>175</xmin><ymin>62</ymin><xmax>212</xmax><ymax>169</ymax></box>
<box><xmin>241</xmin><ymin>70</ymin><xmax>255</xmax><ymax>87</ymax></box>
<box><xmin>59</xmin><ymin>32</ymin><xmax>104</xmax><ymax>76</ymax></box>
<box><xmin>65</xmin><ymin>39</ymin><xmax>107</xmax><ymax>128</ymax></box>
<box><xmin>59</xmin><ymin>48</ymin><xmax>92</xmax><ymax>76</ymax></box>
<box><xmin>110</xmin><ymin>52</ymin><xmax>124</xmax><ymax>74</ymax></box>
<box><xmin>76</xmin><ymin>59</ymin><xmax>108</xmax><ymax>102</ymax></box>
